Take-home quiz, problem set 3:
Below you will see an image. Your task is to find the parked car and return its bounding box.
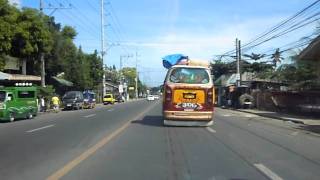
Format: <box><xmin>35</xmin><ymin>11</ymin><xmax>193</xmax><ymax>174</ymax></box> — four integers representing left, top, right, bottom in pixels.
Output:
<box><xmin>147</xmin><ymin>95</ymin><xmax>155</xmax><ymax>101</ymax></box>
<box><xmin>0</xmin><ymin>86</ymin><xmax>38</xmax><ymax>122</ymax></box>
<box><xmin>62</xmin><ymin>91</ymin><xmax>84</xmax><ymax>110</ymax></box>
<box><xmin>103</xmin><ymin>94</ymin><xmax>116</xmax><ymax>105</ymax></box>
<box><xmin>83</xmin><ymin>91</ymin><xmax>96</xmax><ymax>109</ymax></box>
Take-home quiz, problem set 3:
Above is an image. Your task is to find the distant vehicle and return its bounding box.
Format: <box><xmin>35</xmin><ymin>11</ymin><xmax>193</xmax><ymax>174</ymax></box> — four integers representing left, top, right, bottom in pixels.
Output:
<box><xmin>154</xmin><ymin>95</ymin><xmax>160</xmax><ymax>100</ymax></box>
<box><xmin>83</xmin><ymin>91</ymin><xmax>96</xmax><ymax>109</ymax></box>
<box><xmin>115</xmin><ymin>95</ymin><xmax>125</xmax><ymax>103</ymax></box>
<box><xmin>103</xmin><ymin>94</ymin><xmax>116</xmax><ymax>105</ymax></box>
<box><xmin>62</xmin><ymin>91</ymin><xmax>84</xmax><ymax>110</ymax></box>
<box><xmin>0</xmin><ymin>86</ymin><xmax>38</xmax><ymax>122</ymax></box>
<box><xmin>147</xmin><ymin>95</ymin><xmax>155</xmax><ymax>101</ymax></box>
<box><xmin>163</xmin><ymin>65</ymin><xmax>215</xmax><ymax>126</ymax></box>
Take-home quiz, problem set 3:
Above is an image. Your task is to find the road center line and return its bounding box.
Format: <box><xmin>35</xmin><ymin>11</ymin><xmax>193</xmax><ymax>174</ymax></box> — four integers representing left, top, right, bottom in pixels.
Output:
<box><xmin>206</xmin><ymin>127</ymin><xmax>216</xmax><ymax>133</ymax></box>
<box><xmin>47</xmin><ymin>101</ymin><xmax>160</xmax><ymax>180</ymax></box>
<box><xmin>254</xmin><ymin>163</ymin><xmax>283</xmax><ymax>180</ymax></box>
<box><xmin>26</xmin><ymin>124</ymin><xmax>55</xmax><ymax>133</ymax></box>
<box><xmin>84</xmin><ymin>114</ymin><xmax>96</xmax><ymax>118</ymax></box>
<box><xmin>107</xmin><ymin>108</ymin><xmax>114</xmax><ymax>112</ymax></box>
<box><xmin>223</xmin><ymin>114</ymin><xmax>231</xmax><ymax>117</ymax></box>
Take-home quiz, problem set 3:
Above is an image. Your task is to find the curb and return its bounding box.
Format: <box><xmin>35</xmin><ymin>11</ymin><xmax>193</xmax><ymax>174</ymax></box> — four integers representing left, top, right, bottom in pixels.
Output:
<box><xmin>235</xmin><ymin>109</ymin><xmax>306</xmax><ymax>124</ymax></box>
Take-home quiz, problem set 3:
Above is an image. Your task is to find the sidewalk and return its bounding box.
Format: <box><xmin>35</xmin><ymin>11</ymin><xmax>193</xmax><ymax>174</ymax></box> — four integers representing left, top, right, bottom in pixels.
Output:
<box><xmin>236</xmin><ymin>109</ymin><xmax>320</xmax><ymax>125</ymax></box>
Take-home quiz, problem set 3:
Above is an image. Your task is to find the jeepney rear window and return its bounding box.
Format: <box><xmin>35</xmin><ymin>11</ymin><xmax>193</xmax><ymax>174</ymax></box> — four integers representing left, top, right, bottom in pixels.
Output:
<box><xmin>169</xmin><ymin>67</ymin><xmax>210</xmax><ymax>84</ymax></box>
<box><xmin>0</xmin><ymin>91</ymin><xmax>5</xmax><ymax>102</ymax></box>
<box><xmin>18</xmin><ymin>91</ymin><xmax>35</xmax><ymax>98</ymax></box>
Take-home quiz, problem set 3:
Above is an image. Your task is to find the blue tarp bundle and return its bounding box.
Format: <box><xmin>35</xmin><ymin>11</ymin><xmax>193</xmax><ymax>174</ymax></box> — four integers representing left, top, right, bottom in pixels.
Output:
<box><xmin>162</xmin><ymin>54</ymin><xmax>188</xmax><ymax>69</ymax></box>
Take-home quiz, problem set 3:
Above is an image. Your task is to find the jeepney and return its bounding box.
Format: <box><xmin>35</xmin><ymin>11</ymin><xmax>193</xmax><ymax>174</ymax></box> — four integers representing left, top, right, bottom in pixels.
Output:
<box><xmin>0</xmin><ymin>86</ymin><xmax>38</xmax><ymax>122</ymax></box>
<box><xmin>162</xmin><ymin>65</ymin><xmax>215</xmax><ymax>126</ymax></box>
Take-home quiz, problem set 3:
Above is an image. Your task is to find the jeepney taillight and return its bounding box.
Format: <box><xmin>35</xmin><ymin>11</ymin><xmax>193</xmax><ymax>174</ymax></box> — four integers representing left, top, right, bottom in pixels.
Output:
<box><xmin>207</xmin><ymin>87</ymin><xmax>214</xmax><ymax>105</ymax></box>
<box><xmin>165</xmin><ymin>85</ymin><xmax>172</xmax><ymax>102</ymax></box>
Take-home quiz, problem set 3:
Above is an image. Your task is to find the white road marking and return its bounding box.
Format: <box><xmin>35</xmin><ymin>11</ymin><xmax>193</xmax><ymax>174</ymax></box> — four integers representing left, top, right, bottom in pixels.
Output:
<box><xmin>27</xmin><ymin>124</ymin><xmax>55</xmax><ymax>133</ymax></box>
<box><xmin>206</xmin><ymin>127</ymin><xmax>216</xmax><ymax>133</ymax></box>
<box><xmin>254</xmin><ymin>163</ymin><xmax>283</xmax><ymax>180</ymax></box>
<box><xmin>245</xmin><ymin>114</ymin><xmax>256</xmax><ymax>118</ymax></box>
<box><xmin>107</xmin><ymin>109</ymin><xmax>114</xmax><ymax>112</ymax></box>
<box><xmin>291</xmin><ymin>131</ymin><xmax>299</xmax><ymax>136</ymax></box>
<box><xmin>84</xmin><ymin>114</ymin><xmax>96</xmax><ymax>118</ymax></box>
<box><xmin>223</xmin><ymin>114</ymin><xmax>231</xmax><ymax>117</ymax></box>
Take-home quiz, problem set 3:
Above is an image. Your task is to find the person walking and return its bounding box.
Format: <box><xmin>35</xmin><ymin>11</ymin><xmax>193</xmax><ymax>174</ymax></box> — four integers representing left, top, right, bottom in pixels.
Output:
<box><xmin>51</xmin><ymin>95</ymin><xmax>60</xmax><ymax>113</ymax></box>
<box><xmin>40</xmin><ymin>96</ymin><xmax>46</xmax><ymax>112</ymax></box>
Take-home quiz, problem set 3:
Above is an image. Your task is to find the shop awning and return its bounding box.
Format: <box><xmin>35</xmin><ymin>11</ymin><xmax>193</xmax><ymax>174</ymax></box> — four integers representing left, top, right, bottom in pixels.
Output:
<box><xmin>0</xmin><ymin>71</ymin><xmax>41</xmax><ymax>81</ymax></box>
<box><xmin>52</xmin><ymin>76</ymin><xmax>74</xmax><ymax>87</ymax></box>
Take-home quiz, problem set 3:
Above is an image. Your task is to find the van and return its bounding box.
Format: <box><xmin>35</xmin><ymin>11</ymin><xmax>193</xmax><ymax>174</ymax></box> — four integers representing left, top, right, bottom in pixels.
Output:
<box><xmin>83</xmin><ymin>91</ymin><xmax>96</xmax><ymax>109</ymax></box>
<box><xmin>162</xmin><ymin>65</ymin><xmax>215</xmax><ymax>126</ymax></box>
<box><xmin>62</xmin><ymin>91</ymin><xmax>84</xmax><ymax>110</ymax></box>
<box><xmin>0</xmin><ymin>86</ymin><xmax>38</xmax><ymax>122</ymax></box>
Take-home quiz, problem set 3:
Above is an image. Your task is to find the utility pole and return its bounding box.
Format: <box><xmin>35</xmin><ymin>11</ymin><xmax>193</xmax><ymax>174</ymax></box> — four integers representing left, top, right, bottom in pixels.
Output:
<box><xmin>236</xmin><ymin>38</ymin><xmax>241</xmax><ymax>87</ymax></box>
<box><xmin>135</xmin><ymin>51</ymin><xmax>139</xmax><ymax>99</ymax></box>
<box><xmin>101</xmin><ymin>0</ymin><xmax>106</xmax><ymax>98</ymax></box>
<box><xmin>238</xmin><ymin>39</ymin><xmax>242</xmax><ymax>85</ymax></box>
<box><xmin>39</xmin><ymin>0</ymin><xmax>71</xmax><ymax>87</ymax></box>
<box><xmin>39</xmin><ymin>0</ymin><xmax>45</xmax><ymax>87</ymax></box>
<box><xmin>120</xmin><ymin>54</ymin><xmax>132</xmax><ymax>101</ymax></box>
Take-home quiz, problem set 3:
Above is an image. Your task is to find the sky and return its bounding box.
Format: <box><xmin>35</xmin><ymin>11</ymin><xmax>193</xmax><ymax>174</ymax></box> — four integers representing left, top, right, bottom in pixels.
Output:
<box><xmin>19</xmin><ymin>0</ymin><xmax>319</xmax><ymax>86</ymax></box>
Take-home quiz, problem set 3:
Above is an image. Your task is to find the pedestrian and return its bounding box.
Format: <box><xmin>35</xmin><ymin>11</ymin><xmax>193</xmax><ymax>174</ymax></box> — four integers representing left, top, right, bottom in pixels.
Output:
<box><xmin>51</xmin><ymin>95</ymin><xmax>60</xmax><ymax>113</ymax></box>
<box><xmin>40</xmin><ymin>96</ymin><xmax>46</xmax><ymax>112</ymax></box>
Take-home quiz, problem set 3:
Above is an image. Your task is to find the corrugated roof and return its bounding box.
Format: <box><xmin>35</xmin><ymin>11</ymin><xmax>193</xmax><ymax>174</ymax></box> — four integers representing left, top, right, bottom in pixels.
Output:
<box><xmin>0</xmin><ymin>71</ymin><xmax>41</xmax><ymax>81</ymax></box>
<box><xmin>52</xmin><ymin>76</ymin><xmax>73</xmax><ymax>87</ymax></box>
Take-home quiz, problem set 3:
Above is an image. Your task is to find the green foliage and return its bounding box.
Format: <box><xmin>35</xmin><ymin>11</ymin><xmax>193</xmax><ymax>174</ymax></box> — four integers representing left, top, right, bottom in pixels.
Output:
<box><xmin>37</xmin><ymin>85</ymin><xmax>55</xmax><ymax>98</ymax></box>
<box><xmin>0</xmin><ymin>2</ymin><xmax>103</xmax><ymax>92</ymax></box>
<box><xmin>210</xmin><ymin>60</ymin><xmax>274</xmax><ymax>80</ymax></box>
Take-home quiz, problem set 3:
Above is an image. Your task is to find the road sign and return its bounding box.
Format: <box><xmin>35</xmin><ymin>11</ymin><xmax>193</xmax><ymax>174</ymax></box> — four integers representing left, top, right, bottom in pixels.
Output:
<box><xmin>129</xmin><ymin>87</ymin><xmax>135</xmax><ymax>90</ymax></box>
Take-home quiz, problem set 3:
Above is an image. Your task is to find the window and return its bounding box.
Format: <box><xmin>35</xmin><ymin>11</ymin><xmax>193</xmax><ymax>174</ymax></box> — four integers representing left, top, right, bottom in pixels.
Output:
<box><xmin>0</xmin><ymin>91</ymin><xmax>6</xmax><ymax>102</ymax></box>
<box><xmin>169</xmin><ymin>67</ymin><xmax>210</xmax><ymax>84</ymax></box>
<box><xmin>18</xmin><ymin>91</ymin><xmax>35</xmax><ymax>98</ymax></box>
<box><xmin>104</xmin><ymin>95</ymin><xmax>111</xmax><ymax>98</ymax></box>
<box><xmin>63</xmin><ymin>92</ymin><xmax>77</xmax><ymax>99</ymax></box>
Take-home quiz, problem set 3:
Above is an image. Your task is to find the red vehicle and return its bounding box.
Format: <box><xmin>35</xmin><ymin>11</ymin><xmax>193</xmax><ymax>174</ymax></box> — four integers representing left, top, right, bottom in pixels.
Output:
<box><xmin>162</xmin><ymin>65</ymin><xmax>215</xmax><ymax>126</ymax></box>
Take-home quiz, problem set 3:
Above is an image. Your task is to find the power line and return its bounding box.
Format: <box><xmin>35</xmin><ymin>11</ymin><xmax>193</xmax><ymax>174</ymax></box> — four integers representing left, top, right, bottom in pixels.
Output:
<box><xmin>242</xmin><ymin>13</ymin><xmax>320</xmax><ymax>52</ymax></box>
<box><xmin>104</xmin><ymin>1</ymin><xmax>132</xmax><ymax>53</ymax></box>
<box><xmin>221</xmin><ymin>0</ymin><xmax>320</xmax><ymax>56</ymax></box>
<box><xmin>64</xmin><ymin>0</ymin><xmax>100</xmax><ymax>31</ymax></box>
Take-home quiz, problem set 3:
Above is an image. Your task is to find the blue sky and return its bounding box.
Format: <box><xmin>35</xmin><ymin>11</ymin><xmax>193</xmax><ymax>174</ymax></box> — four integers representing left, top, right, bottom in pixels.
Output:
<box><xmin>19</xmin><ymin>0</ymin><xmax>318</xmax><ymax>86</ymax></box>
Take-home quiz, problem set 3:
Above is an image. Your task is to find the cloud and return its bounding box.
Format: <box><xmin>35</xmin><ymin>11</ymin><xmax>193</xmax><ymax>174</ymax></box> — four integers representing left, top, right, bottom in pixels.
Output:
<box><xmin>9</xmin><ymin>0</ymin><xmax>21</xmax><ymax>7</ymax></box>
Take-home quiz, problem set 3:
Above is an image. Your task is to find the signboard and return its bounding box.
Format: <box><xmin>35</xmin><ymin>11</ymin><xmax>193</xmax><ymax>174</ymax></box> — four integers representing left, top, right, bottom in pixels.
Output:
<box><xmin>129</xmin><ymin>87</ymin><xmax>135</xmax><ymax>90</ymax></box>
<box><xmin>119</xmin><ymin>85</ymin><xmax>123</xmax><ymax>93</ymax></box>
<box><xmin>236</xmin><ymin>73</ymin><xmax>241</xmax><ymax>81</ymax></box>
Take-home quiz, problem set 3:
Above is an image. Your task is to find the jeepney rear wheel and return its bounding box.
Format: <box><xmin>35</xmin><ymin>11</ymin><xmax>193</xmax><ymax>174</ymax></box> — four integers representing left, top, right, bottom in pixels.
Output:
<box><xmin>27</xmin><ymin>112</ymin><xmax>33</xmax><ymax>119</ymax></box>
<box><xmin>9</xmin><ymin>113</ymin><xmax>15</xmax><ymax>122</ymax></box>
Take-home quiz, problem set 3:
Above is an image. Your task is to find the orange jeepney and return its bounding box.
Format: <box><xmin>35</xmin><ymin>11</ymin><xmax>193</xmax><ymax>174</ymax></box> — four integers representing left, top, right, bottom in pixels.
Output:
<box><xmin>162</xmin><ymin>64</ymin><xmax>215</xmax><ymax>126</ymax></box>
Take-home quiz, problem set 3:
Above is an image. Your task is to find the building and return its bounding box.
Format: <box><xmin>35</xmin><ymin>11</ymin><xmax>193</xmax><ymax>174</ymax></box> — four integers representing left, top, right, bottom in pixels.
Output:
<box><xmin>298</xmin><ymin>35</ymin><xmax>320</xmax><ymax>81</ymax></box>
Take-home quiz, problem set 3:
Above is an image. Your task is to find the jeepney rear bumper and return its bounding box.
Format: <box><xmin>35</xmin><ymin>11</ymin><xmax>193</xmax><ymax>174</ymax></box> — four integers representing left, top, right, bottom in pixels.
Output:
<box><xmin>163</xmin><ymin>110</ymin><xmax>214</xmax><ymax>121</ymax></box>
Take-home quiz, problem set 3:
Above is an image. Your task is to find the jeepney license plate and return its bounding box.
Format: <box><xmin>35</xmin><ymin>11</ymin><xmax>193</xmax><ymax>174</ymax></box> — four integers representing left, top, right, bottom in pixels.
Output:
<box><xmin>183</xmin><ymin>93</ymin><xmax>196</xmax><ymax>99</ymax></box>
<box><xmin>67</xmin><ymin>104</ymin><xmax>71</xmax><ymax>107</ymax></box>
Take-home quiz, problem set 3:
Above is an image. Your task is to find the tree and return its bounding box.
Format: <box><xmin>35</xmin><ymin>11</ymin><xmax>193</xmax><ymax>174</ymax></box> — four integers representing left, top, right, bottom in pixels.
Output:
<box><xmin>10</xmin><ymin>8</ymin><xmax>53</xmax><ymax>74</ymax></box>
<box><xmin>0</xmin><ymin>0</ymin><xmax>19</xmax><ymax>70</ymax></box>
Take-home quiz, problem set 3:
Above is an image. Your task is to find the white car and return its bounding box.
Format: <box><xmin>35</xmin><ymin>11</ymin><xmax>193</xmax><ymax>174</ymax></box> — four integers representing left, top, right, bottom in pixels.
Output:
<box><xmin>147</xmin><ymin>95</ymin><xmax>155</xmax><ymax>101</ymax></box>
<box><xmin>154</xmin><ymin>95</ymin><xmax>160</xmax><ymax>100</ymax></box>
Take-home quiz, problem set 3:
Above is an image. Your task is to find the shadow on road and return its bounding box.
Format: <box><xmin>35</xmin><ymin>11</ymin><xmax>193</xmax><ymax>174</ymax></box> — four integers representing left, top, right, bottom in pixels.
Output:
<box><xmin>131</xmin><ymin>115</ymin><xmax>163</xmax><ymax>127</ymax></box>
<box><xmin>296</xmin><ymin>125</ymin><xmax>320</xmax><ymax>134</ymax></box>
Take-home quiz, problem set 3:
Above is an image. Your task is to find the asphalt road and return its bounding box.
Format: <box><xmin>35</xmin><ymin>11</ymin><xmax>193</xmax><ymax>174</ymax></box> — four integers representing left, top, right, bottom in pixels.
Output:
<box><xmin>0</xmin><ymin>100</ymin><xmax>320</xmax><ymax>180</ymax></box>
